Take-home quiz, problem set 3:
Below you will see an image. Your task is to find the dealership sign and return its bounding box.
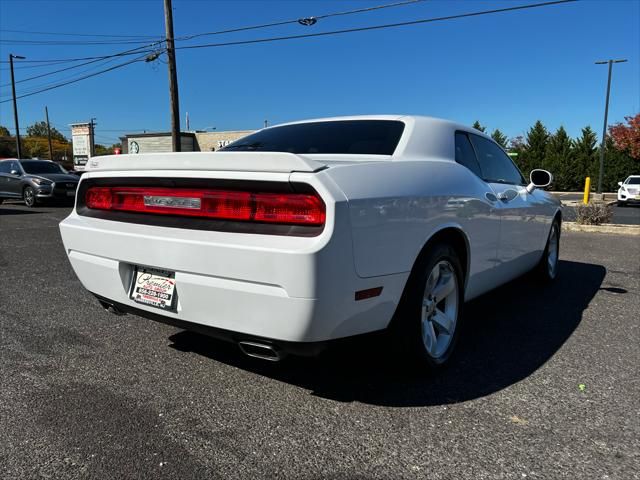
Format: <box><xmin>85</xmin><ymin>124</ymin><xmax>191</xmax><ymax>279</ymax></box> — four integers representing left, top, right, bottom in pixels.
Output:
<box><xmin>70</xmin><ymin>122</ymin><xmax>95</xmax><ymax>170</ymax></box>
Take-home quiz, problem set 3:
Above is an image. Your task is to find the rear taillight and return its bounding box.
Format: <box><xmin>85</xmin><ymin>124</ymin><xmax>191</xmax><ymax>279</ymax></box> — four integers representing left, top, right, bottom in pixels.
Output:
<box><xmin>85</xmin><ymin>187</ymin><xmax>325</xmax><ymax>226</ymax></box>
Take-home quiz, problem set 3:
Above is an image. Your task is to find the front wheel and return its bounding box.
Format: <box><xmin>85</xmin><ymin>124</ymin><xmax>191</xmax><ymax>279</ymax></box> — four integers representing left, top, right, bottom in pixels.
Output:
<box><xmin>23</xmin><ymin>186</ymin><xmax>37</xmax><ymax>208</ymax></box>
<box><xmin>537</xmin><ymin>219</ymin><xmax>560</xmax><ymax>281</ymax></box>
<box><xmin>617</xmin><ymin>200</ymin><xmax>625</xmax><ymax>207</ymax></box>
<box><xmin>393</xmin><ymin>243</ymin><xmax>464</xmax><ymax>370</ymax></box>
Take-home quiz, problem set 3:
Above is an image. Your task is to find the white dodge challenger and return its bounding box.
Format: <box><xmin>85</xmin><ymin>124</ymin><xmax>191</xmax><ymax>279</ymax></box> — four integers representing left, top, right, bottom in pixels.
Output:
<box><xmin>59</xmin><ymin>116</ymin><xmax>561</xmax><ymax>368</ymax></box>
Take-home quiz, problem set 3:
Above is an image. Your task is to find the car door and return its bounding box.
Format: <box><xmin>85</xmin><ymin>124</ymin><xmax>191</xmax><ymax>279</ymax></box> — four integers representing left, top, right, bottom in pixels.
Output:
<box><xmin>468</xmin><ymin>133</ymin><xmax>547</xmax><ymax>282</ymax></box>
<box><xmin>6</xmin><ymin>160</ymin><xmax>24</xmax><ymax>197</ymax></box>
<box><xmin>0</xmin><ymin>161</ymin><xmax>8</xmax><ymax>196</ymax></box>
<box><xmin>453</xmin><ymin>132</ymin><xmax>504</xmax><ymax>298</ymax></box>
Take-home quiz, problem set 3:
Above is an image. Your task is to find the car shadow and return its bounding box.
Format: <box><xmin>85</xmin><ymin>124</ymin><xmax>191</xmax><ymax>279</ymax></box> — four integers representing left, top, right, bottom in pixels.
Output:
<box><xmin>0</xmin><ymin>207</ymin><xmax>46</xmax><ymax>215</ymax></box>
<box><xmin>167</xmin><ymin>259</ymin><xmax>606</xmax><ymax>407</ymax></box>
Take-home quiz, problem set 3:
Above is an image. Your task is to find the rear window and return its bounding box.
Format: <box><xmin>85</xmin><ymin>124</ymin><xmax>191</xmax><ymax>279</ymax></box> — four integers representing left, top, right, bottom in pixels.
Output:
<box><xmin>222</xmin><ymin>120</ymin><xmax>405</xmax><ymax>155</ymax></box>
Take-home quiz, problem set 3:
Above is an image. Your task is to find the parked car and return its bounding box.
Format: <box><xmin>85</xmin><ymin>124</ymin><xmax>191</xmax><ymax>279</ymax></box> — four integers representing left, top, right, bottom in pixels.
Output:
<box><xmin>617</xmin><ymin>175</ymin><xmax>640</xmax><ymax>206</ymax></box>
<box><xmin>59</xmin><ymin>116</ymin><xmax>561</xmax><ymax>368</ymax></box>
<box><xmin>0</xmin><ymin>159</ymin><xmax>79</xmax><ymax>207</ymax></box>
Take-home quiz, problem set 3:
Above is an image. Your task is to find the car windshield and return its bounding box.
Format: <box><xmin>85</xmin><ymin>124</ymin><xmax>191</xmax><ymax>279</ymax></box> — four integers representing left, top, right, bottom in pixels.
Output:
<box><xmin>21</xmin><ymin>161</ymin><xmax>66</xmax><ymax>174</ymax></box>
<box><xmin>222</xmin><ymin>120</ymin><xmax>405</xmax><ymax>155</ymax></box>
<box><xmin>626</xmin><ymin>177</ymin><xmax>640</xmax><ymax>185</ymax></box>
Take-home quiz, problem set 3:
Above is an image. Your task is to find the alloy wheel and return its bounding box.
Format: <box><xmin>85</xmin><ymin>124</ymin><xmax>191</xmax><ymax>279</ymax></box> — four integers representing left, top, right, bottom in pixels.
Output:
<box><xmin>421</xmin><ymin>260</ymin><xmax>459</xmax><ymax>360</ymax></box>
<box><xmin>547</xmin><ymin>225</ymin><xmax>559</xmax><ymax>279</ymax></box>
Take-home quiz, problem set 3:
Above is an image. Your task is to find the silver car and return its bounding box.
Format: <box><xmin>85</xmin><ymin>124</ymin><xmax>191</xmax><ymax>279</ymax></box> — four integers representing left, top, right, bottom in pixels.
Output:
<box><xmin>0</xmin><ymin>159</ymin><xmax>79</xmax><ymax>207</ymax></box>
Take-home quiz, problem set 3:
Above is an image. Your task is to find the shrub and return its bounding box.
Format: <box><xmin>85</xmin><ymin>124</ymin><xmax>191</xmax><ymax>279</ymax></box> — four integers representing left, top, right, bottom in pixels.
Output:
<box><xmin>575</xmin><ymin>202</ymin><xmax>612</xmax><ymax>225</ymax></box>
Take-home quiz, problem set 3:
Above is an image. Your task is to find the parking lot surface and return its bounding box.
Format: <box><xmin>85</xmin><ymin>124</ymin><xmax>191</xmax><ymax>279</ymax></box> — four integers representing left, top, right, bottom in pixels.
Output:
<box><xmin>1</xmin><ymin>203</ymin><xmax>639</xmax><ymax>479</ymax></box>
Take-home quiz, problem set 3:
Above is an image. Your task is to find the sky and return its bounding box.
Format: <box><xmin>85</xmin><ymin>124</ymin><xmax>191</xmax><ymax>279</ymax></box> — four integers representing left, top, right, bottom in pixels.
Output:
<box><xmin>0</xmin><ymin>0</ymin><xmax>638</xmax><ymax>147</ymax></box>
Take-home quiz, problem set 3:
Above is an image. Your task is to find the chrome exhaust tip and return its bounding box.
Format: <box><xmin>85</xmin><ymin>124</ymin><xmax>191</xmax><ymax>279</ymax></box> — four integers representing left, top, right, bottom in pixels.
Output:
<box><xmin>238</xmin><ymin>341</ymin><xmax>281</xmax><ymax>362</ymax></box>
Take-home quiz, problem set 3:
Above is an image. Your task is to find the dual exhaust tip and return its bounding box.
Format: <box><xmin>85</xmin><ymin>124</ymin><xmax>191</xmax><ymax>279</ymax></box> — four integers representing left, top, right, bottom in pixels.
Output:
<box><xmin>99</xmin><ymin>300</ymin><xmax>282</xmax><ymax>361</ymax></box>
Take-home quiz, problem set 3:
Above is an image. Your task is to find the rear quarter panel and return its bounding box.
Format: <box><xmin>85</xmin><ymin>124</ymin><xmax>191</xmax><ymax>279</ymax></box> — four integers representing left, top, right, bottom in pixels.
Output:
<box><xmin>323</xmin><ymin>160</ymin><xmax>501</xmax><ymax>298</ymax></box>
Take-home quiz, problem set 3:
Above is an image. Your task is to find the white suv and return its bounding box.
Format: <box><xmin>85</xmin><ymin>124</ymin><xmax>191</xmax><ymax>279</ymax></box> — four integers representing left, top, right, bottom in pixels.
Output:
<box><xmin>617</xmin><ymin>175</ymin><xmax>640</xmax><ymax>207</ymax></box>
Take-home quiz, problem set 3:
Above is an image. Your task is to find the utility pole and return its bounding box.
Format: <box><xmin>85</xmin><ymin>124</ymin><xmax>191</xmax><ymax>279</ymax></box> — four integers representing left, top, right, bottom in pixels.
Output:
<box><xmin>595</xmin><ymin>58</ymin><xmax>627</xmax><ymax>194</ymax></box>
<box><xmin>9</xmin><ymin>53</ymin><xmax>26</xmax><ymax>159</ymax></box>
<box><xmin>164</xmin><ymin>0</ymin><xmax>181</xmax><ymax>152</ymax></box>
<box><xmin>89</xmin><ymin>118</ymin><xmax>97</xmax><ymax>156</ymax></box>
<box><xmin>45</xmin><ymin>106</ymin><xmax>54</xmax><ymax>161</ymax></box>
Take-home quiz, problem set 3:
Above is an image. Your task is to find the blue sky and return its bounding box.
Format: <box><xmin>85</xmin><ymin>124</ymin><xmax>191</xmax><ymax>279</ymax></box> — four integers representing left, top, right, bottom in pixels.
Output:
<box><xmin>0</xmin><ymin>0</ymin><xmax>638</xmax><ymax>146</ymax></box>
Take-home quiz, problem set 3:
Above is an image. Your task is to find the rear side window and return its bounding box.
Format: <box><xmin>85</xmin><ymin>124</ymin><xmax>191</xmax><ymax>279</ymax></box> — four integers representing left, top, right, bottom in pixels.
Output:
<box><xmin>222</xmin><ymin>120</ymin><xmax>405</xmax><ymax>155</ymax></box>
<box><xmin>454</xmin><ymin>132</ymin><xmax>482</xmax><ymax>178</ymax></box>
<box><xmin>469</xmin><ymin>133</ymin><xmax>524</xmax><ymax>185</ymax></box>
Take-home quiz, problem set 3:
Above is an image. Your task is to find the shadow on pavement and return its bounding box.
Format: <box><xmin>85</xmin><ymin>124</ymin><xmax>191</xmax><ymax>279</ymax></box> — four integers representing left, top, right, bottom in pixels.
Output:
<box><xmin>0</xmin><ymin>207</ymin><xmax>46</xmax><ymax>215</ymax></box>
<box><xmin>168</xmin><ymin>260</ymin><xmax>606</xmax><ymax>406</ymax></box>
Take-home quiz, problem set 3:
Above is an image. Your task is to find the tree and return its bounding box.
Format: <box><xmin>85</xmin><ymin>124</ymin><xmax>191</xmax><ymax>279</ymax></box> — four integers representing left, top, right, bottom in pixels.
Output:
<box><xmin>472</xmin><ymin>121</ymin><xmax>486</xmax><ymax>133</ymax></box>
<box><xmin>518</xmin><ymin>120</ymin><xmax>549</xmax><ymax>174</ymax></box>
<box><xmin>26</xmin><ymin>121</ymin><xmax>67</xmax><ymax>142</ymax></box>
<box><xmin>572</xmin><ymin>126</ymin><xmax>598</xmax><ymax>191</ymax></box>
<box><xmin>491</xmin><ymin>129</ymin><xmax>508</xmax><ymax>149</ymax></box>
<box><xmin>0</xmin><ymin>125</ymin><xmax>11</xmax><ymax>137</ymax></box>
<box><xmin>601</xmin><ymin>136</ymin><xmax>638</xmax><ymax>192</ymax></box>
<box><xmin>609</xmin><ymin>113</ymin><xmax>640</xmax><ymax>159</ymax></box>
<box><xmin>545</xmin><ymin>126</ymin><xmax>573</xmax><ymax>190</ymax></box>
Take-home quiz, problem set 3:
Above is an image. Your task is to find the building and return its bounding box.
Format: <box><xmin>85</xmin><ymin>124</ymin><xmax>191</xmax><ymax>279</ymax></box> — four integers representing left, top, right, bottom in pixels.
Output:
<box><xmin>121</xmin><ymin>130</ymin><xmax>255</xmax><ymax>154</ymax></box>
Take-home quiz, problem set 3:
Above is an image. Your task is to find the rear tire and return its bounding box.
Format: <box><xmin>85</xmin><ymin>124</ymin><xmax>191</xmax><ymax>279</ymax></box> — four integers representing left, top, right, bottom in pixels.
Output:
<box><xmin>537</xmin><ymin>219</ymin><xmax>560</xmax><ymax>281</ymax></box>
<box><xmin>23</xmin><ymin>186</ymin><xmax>36</xmax><ymax>208</ymax></box>
<box><xmin>392</xmin><ymin>243</ymin><xmax>464</xmax><ymax>370</ymax></box>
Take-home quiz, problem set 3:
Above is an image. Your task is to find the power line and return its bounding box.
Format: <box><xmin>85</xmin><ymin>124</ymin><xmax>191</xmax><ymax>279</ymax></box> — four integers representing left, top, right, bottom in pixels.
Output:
<box><xmin>0</xmin><ymin>42</ymin><xmax>164</xmax><ymax>88</ymax></box>
<box><xmin>176</xmin><ymin>0</ymin><xmax>579</xmax><ymax>53</ymax></box>
<box><xmin>0</xmin><ymin>0</ymin><xmax>422</xmax><ymax>63</ymax></box>
<box><xmin>0</xmin><ymin>53</ymin><xmax>151</xmax><ymax>104</ymax></box>
<box><xmin>175</xmin><ymin>0</ymin><xmax>427</xmax><ymax>42</ymax></box>
<box><xmin>0</xmin><ymin>37</ymin><xmax>164</xmax><ymax>46</ymax></box>
<box><xmin>0</xmin><ymin>28</ymin><xmax>160</xmax><ymax>39</ymax></box>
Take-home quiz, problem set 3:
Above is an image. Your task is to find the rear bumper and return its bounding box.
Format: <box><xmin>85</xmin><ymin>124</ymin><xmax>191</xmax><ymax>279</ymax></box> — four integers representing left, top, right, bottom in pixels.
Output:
<box><xmin>93</xmin><ymin>294</ymin><xmax>330</xmax><ymax>357</ymax></box>
<box><xmin>59</xmin><ymin>210</ymin><xmax>407</xmax><ymax>344</ymax></box>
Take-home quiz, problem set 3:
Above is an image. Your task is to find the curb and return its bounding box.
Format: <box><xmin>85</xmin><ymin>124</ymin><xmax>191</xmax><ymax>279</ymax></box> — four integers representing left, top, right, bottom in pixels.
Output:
<box><xmin>563</xmin><ymin>222</ymin><xmax>640</xmax><ymax>236</ymax></box>
<box><xmin>561</xmin><ymin>200</ymin><xmax>617</xmax><ymax>207</ymax></box>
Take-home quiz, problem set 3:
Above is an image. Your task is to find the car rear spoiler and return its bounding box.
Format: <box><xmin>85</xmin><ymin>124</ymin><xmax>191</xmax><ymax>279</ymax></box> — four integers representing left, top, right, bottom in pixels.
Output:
<box><xmin>84</xmin><ymin>151</ymin><xmax>327</xmax><ymax>173</ymax></box>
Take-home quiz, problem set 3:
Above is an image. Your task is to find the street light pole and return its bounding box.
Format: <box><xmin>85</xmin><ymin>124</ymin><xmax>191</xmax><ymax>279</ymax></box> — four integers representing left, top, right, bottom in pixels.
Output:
<box><xmin>9</xmin><ymin>53</ymin><xmax>26</xmax><ymax>159</ymax></box>
<box><xmin>595</xmin><ymin>58</ymin><xmax>627</xmax><ymax>194</ymax></box>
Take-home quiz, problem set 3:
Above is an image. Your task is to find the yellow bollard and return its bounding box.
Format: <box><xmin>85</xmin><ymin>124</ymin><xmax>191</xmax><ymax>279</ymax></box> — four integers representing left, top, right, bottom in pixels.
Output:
<box><xmin>583</xmin><ymin>177</ymin><xmax>591</xmax><ymax>204</ymax></box>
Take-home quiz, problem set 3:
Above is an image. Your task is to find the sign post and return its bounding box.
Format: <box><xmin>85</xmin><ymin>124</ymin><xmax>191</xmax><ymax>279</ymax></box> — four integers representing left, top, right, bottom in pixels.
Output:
<box><xmin>70</xmin><ymin>122</ymin><xmax>95</xmax><ymax>171</ymax></box>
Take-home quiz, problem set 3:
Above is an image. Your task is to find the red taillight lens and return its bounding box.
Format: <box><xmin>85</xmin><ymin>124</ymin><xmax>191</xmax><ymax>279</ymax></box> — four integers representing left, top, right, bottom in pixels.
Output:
<box><xmin>85</xmin><ymin>187</ymin><xmax>325</xmax><ymax>226</ymax></box>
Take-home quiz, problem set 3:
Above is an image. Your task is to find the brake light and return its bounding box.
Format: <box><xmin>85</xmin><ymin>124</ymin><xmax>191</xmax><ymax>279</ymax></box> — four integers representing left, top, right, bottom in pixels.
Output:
<box><xmin>85</xmin><ymin>187</ymin><xmax>325</xmax><ymax>226</ymax></box>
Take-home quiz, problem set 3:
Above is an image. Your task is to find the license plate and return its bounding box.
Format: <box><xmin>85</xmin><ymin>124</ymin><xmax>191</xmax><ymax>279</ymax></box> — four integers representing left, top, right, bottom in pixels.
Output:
<box><xmin>130</xmin><ymin>266</ymin><xmax>177</xmax><ymax>311</ymax></box>
<box><xmin>635</xmin><ymin>195</ymin><xmax>640</xmax><ymax>200</ymax></box>
<box><xmin>66</xmin><ymin>191</ymin><xmax>76</xmax><ymax>197</ymax></box>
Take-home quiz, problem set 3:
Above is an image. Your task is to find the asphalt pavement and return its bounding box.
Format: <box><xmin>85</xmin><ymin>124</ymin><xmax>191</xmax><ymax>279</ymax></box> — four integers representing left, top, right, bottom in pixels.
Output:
<box><xmin>1</xmin><ymin>203</ymin><xmax>639</xmax><ymax>479</ymax></box>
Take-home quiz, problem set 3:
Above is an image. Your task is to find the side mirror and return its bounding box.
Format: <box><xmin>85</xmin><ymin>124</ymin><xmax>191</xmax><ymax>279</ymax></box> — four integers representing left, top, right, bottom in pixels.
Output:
<box><xmin>10</xmin><ymin>169</ymin><xmax>20</xmax><ymax>176</ymax></box>
<box><xmin>526</xmin><ymin>169</ymin><xmax>553</xmax><ymax>193</ymax></box>
<box><xmin>618</xmin><ymin>182</ymin><xmax>623</xmax><ymax>187</ymax></box>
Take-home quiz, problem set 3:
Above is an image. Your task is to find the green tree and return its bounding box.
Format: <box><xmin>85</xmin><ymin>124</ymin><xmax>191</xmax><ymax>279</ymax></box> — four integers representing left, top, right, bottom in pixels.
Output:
<box><xmin>491</xmin><ymin>129</ymin><xmax>508</xmax><ymax>149</ymax></box>
<box><xmin>601</xmin><ymin>136</ymin><xmax>638</xmax><ymax>192</ymax></box>
<box><xmin>0</xmin><ymin>125</ymin><xmax>11</xmax><ymax>137</ymax></box>
<box><xmin>472</xmin><ymin>121</ymin><xmax>486</xmax><ymax>133</ymax></box>
<box><xmin>545</xmin><ymin>126</ymin><xmax>573</xmax><ymax>190</ymax></box>
<box><xmin>518</xmin><ymin>120</ymin><xmax>549</xmax><ymax>174</ymax></box>
<box><xmin>26</xmin><ymin>121</ymin><xmax>67</xmax><ymax>142</ymax></box>
<box><xmin>571</xmin><ymin>126</ymin><xmax>598</xmax><ymax>191</ymax></box>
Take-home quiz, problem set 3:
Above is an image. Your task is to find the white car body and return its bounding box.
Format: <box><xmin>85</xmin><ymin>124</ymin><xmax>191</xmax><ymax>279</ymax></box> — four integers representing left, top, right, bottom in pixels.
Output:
<box><xmin>617</xmin><ymin>175</ymin><xmax>640</xmax><ymax>204</ymax></box>
<box><xmin>59</xmin><ymin>115</ymin><xmax>561</xmax><ymax>358</ymax></box>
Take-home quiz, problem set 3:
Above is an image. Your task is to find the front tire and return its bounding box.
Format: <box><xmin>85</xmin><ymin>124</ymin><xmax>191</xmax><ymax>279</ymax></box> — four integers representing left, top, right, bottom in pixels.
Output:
<box><xmin>617</xmin><ymin>200</ymin><xmax>625</xmax><ymax>207</ymax></box>
<box><xmin>393</xmin><ymin>243</ymin><xmax>464</xmax><ymax>370</ymax></box>
<box><xmin>537</xmin><ymin>219</ymin><xmax>560</xmax><ymax>281</ymax></box>
<box><xmin>23</xmin><ymin>186</ymin><xmax>37</xmax><ymax>208</ymax></box>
